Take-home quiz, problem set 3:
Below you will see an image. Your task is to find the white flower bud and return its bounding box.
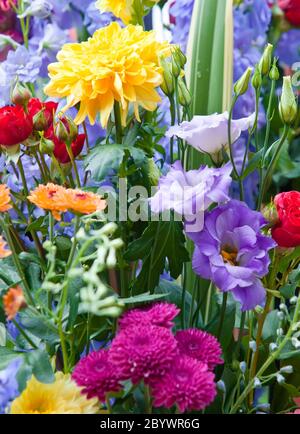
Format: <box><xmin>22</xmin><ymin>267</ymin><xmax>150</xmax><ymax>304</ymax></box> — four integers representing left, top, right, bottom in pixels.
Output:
<box><xmin>217</xmin><ymin>380</ymin><xmax>226</xmax><ymax>393</ymax></box>
<box><xmin>269</xmin><ymin>343</ymin><xmax>278</xmax><ymax>352</ymax></box>
<box><xmin>249</xmin><ymin>341</ymin><xmax>257</xmax><ymax>352</ymax></box>
<box><xmin>276</xmin><ymin>373</ymin><xmax>285</xmax><ymax>384</ymax></box>
<box><xmin>290</xmin><ymin>296</ymin><xmax>298</xmax><ymax>305</ymax></box>
<box><xmin>280</xmin><ymin>365</ymin><xmax>293</xmax><ymax>374</ymax></box>
<box><xmin>239</xmin><ymin>362</ymin><xmax>247</xmax><ymax>374</ymax></box>
<box><xmin>254</xmin><ymin>378</ymin><xmax>262</xmax><ymax>388</ymax></box>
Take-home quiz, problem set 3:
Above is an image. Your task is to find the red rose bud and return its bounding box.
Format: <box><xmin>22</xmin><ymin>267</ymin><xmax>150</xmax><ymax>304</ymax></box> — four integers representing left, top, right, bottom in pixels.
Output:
<box><xmin>279</xmin><ymin>0</ymin><xmax>300</xmax><ymax>26</ymax></box>
<box><xmin>45</xmin><ymin>124</ymin><xmax>85</xmax><ymax>164</ymax></box>
<box><xmin>39</xmin><ymin>136</ymin><xmax>55</xmax><ymax>155</ymax></box>
<box><xmin>28</xmin><ymin>98</ymin><xmax>58</xmax><ymax>131</ymax></box>
<box><xmin>0</xmin><ymin>105</ymin><xmax>33</xmax><ymax>147</ymax></box>
<box><xmin>11</xmin><ymin>82</ymin><xmax>32</xmax><ymax>107</ymax></box>
<box><xmin>271</xmin><ymin>191</ymin><xmax>300</xmax><ymax>247</ymax></box>
<box><xmin>55</xmin><ymin>116</ymin><xmax>78</xmax><ymax>144</ymax></box>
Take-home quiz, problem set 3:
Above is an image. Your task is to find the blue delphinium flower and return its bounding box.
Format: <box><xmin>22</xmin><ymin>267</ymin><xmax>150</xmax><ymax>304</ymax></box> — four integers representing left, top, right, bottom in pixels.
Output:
<box><xmin>276</xmin><ymin>29</ymin><xmax>300</xmax><ymax>67</ymax></box>
<box><xmin>2</xmin><ymin>45</ymin><xmax>42</xmax><ymax>83</ymax></box>
<box><xmin>0</xmin><ymin>358</ymin><xmax>22</xmax><ymax>414</ymax></box>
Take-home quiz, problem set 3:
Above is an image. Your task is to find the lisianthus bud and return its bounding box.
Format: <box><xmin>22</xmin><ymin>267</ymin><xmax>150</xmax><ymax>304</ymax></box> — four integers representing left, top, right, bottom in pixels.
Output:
<box><xmin>11</xmin><ymin>82</ymin><xmax>32</xmax><ymax>107</ymax></box>
<box><xmin>259</xmin><ymin>43</ymin><xmax>273</xmax><ymax>76</ymax></box>
<box><xmin>160</xmin><ymin>57</ymin><xmax>174</xmax><ymax>96</ymax></box>
<box><xmin>39</xmin><ymin>136</ymin><xmax>55</xmax><ymax>154</ymax></box>
<box><xmin>173</xmin><ymin>46</ymin><xmax>187</xmax><ymax>68</ymax></box>
<box><xmin>252</xmin><ymin>67</ymin><xmax>262</xmax><ymax>90</ymax></box>
<box><xmin>171</xmin><ymin>56</ymin><xmax>181</xmax><ymax>78</ymax></box>
<box><xmin>234</xmin><ymin>67</ymin><xmax>253</xmax><ymax>96</ymax></box>
<box><xmin>146</xmin><ymin>158</ymin><xmax>160</xmax><ymax>186</ymax></box>
<box><xmin>269</xmin><ymin>61</ymin><xmax>280</xmax><ymax>81</ymax></box>
<box><xmin>177</xmin><ymin>77</ymin><xmax>192</xmax><ymax>107</ymax></box>
<box><xmin>279</xmin><ymin>76</ymin><xmax>297</xmax><ymax>125</ymax></box>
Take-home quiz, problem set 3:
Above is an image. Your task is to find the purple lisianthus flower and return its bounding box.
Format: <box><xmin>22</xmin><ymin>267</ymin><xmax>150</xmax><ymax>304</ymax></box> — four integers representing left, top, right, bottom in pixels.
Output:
<box><xmin>0</xmin><ymin>358</ymin><xmax>21</xmax><ymax>414</ymax></box>
<box><xmin>187</xmin><ymin>200</ymin><xmax>276</xmax><ymax>311</ymax></box>
<box><xmin>276</xmin><ymin>29</ymin><xmax>300</xmax><ymax>67</ymax></box>
<box><xmin>150</xmin><ymin>161</ymin><xmax>232</xmax><ymax>232</ymax></box>
<box><xmin>167</xmin><ymin>112</ymin><xmax>255</xmax><ymax>163</ymax></box>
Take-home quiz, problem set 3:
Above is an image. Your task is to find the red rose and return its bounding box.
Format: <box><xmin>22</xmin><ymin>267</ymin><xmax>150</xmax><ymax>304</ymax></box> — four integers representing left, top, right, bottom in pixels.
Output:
<box><xmin>0</xmin><ymin>105</ymin><xmax>33</xmax><ymax>147</ymax></box>
<box><xmin>28</xmin><ymin>98</ymin><xmax>58</xmax><ymax>131</ymax></box>
<box><xmin>45</xmin><ymin>123</ymin><xmax>85</xmax><ymax>164</ymax></box>
<box><xmin>278</xmin><ymin>0</ymin><xmax>300</xmax><ymax>26</ymax></box>
<box><xmin>271</xmin><ymin>191</ymin><xmax>300</xmax><ymax>247</ymax></box>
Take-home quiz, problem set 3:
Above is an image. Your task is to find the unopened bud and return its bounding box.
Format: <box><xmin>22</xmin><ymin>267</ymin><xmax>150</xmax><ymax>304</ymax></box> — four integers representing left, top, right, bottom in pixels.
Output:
<box><xmin>280</xmin><ymin>365</ymin><xmax>293</xmax><ymax>374</ymax></box>
<box><xmin>279</xmin><ymin>76</ymin><xmax>297</xmax><ymax>125</ymax></box>
<box><xmin>177</xmin><ymin>77</ymin><xmax>192</xmax><ymax>108</ymax></box>
<box><xmin>160</xmin><ymin>57</ymin><xmax>174</xmax><ymax>96</ymax></box>
<box><xmin>171</xmin><ymin>56</ymin><xmax>181</xmax><ymax>78</ymax></box>
<box><xmin>252</xmin><ymin>67</ymin><xmax>262</xmax><ymax>90</ymax></box>
<box><xmin>261</xmin><ymin>202</ymin><xmax>279</xmax><ymax>225</ymax></box>
<box><xmin>39</xmin><ymin>136</ymin><xmax>55</xmax><ymax>154</ymax></box>
<box><xmin>173</xmin><ymin>46</ymin><xmax>187</xmax><ymax>68</ymax></box>
<box><xmin>254</xmin><ymin>378</ymin><xmax>262</xmax><ymax>388</ymax></box>
<box><xmin>270</xmin><ymin>61</ymin><xmax>280</xmax><ymax>81</ymax></box>
<box><xmin>11</xmin><ymin>82</ymin><xmax>32</xmax><ymax>106</ymax></box>
<box><xmin>55</xmin><ymin>118</ymin><xmax>69</xmax><ymax>143</ymax></box>
<box><xmin>64</xmin><ymin>115</ymin><xmax>78</xmax><ymax>142</ymax></box>
<box><xmin>276</xmin><ymin>373</ymin><xmax>285</xmax><ymax>384</ymax></box>
<box><xmin>234</xmin><ymin>67</ymin><xmax>253</xmax><ymax>96</ymax></box>
<box><xmin>259</xmin><ymin>43</ymin><xmax>273</xmax><ymax>76</ymax></box>
<box><xmin>33</xmin><ymin>109</ymin><xmax>49</xmax><ymax>131</ymax></box>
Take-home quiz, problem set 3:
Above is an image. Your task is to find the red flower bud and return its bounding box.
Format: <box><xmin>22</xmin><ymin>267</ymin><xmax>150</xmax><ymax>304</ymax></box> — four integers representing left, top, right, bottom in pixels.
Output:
<box><xmin>45</xmin><ymin>124</ymin><xmax>85</xmax><ymax>164</ymax></box>
<box><xmin>28</xmin><ymin>98</ymin><xmax>58</xmax><ymax>131</ymax></box>
<box><xmin>0</xmin><ymin>105</ymin><xmax>33</xmax><ymax>147</ymax></box>
<box><xmin>271</xmin><ymin>191</ymin><xmax>300</xmax><ymax>247</ymax></box>
<box><xmin>279</xmin><ymin>0</ymin><xmax>300</xmax><ymax>26</ymax></box>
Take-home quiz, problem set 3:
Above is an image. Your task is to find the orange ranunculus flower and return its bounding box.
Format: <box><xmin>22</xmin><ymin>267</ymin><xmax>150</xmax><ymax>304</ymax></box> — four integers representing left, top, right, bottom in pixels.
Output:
<box><xmin>27</xmin><ymin>183</ymin><xmax>68</xmax><ymax>220</ymax></box>
<box><xmin>3</xmin><ymin>285</ymin><xmax>27</xmax><ymax>320</ymax></box>
<box><xmin>65</xmin><ymin>189</ymin><xmax>107</xmax><ymax>215</ymax></box>
<box><xmin>0</xmin><ymin>236</ymin><xmax>11</xmax><ymax>258</ymax></box>
<box><xmin>0</xmin><ymin>184</ymin><xmax>12</xmax><ymax>212</ymax></box>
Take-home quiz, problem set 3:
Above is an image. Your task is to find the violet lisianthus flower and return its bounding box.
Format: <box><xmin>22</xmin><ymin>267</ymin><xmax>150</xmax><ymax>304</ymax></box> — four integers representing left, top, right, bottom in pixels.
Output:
<box><xmin>72</xmin><ymin>350</ymin><xmax>121</xmax><ymax>402</ymax></box>
<box><xmin>151</xmin><ymin>355</ymin><xmax>216</xmax><ymax>413</ymax></box>
<box><xmin>0</xmin><ymin>358</ymin><xmax>21</xmax><ymax>413</ymax></box>
<box><xmin>175</xmin><ymin>329</ymin><xmax>223</xmax><ymax>370</ymax></box>
<box><xmin>109</xmin><ymin>324</ymin><xmax>178</xmax><ymax>384</ymax></box>
<box><xmin>118</xmin><ymin>302</ymin><xmax>180</xmax><ymax>330</ymax></box>
<box><xmin>167</xmin><ymin>112</ymin><xmax>255</xmax><ymax>162</ymax></box>
<box><xmin>150</xmin><ymin>161</ymin><xmax>232</xmax><ymax>233</ymax></box>
<box><xmin>187</xmin><ymin>200</ymin><xmax>276</xmax><ymax>311</ymax></box>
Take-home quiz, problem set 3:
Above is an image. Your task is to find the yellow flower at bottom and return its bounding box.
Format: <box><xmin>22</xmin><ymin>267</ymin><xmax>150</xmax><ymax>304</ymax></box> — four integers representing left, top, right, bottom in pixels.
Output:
<box><xmin>44</xmin><ymin>22</ymin><xmax>171</xmax><ymax>128</ymax></box>
<box><xmin>10</xmin><ymin>372</ymin><xmax>99</xmax><ymax>414</ymax></box>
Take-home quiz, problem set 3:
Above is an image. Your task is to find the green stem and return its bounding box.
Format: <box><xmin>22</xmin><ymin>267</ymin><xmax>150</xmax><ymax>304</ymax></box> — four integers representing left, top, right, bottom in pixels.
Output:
<box><xmin>217</xmin><ymin>292</ymin><xmax>228</xmax><ymax>340</ymax></box>
<box><xmin>83</xmin><ymin>121</ymin><xmax>90</xmax><ymax>153</ymax></box>
<box><xmin>144</xmin><ymin>385</ymin><xmax>152</xmax><ymax>414</ymax></box>
<box><xmin>257</xmin><ymin>125</ymin><xmax>289</xmax><ymax>209</ymax></box>
<box><xmin>50</xmin><ymin>153</ymin><xmax>67</xmax><ymax>184</ymax></box>
<box><xmin>114</xmin><ymin>101</ymin><xmax>123</xmax><ymax>144</ymax></box>
<box><xmin>204</xmin><ymin>282</ymin><xmax>214</xmax><ymax>325</ymax></box>
<box><xmin>65</xmin><ymin>142</ymin><xmax>81</xmax><ymax>187</ymax></box>
<box><xmin>66</xmin><ymin>216</ymin><xmax>81</xmax><ymax>271</ymax></box>
<box><xmin>12</xmin><ymin>319</ymin><xmax>38</xmax><ymax>349</ymax></box>
<box><xmin>227</xmin><ymin>95</ymin><xmax>239</xmax><ymax>179</ymax></box>
<box><xmin>169</xmin><ymin>95</ymin><xmax>176</xmax><ymax>164</ymax></box>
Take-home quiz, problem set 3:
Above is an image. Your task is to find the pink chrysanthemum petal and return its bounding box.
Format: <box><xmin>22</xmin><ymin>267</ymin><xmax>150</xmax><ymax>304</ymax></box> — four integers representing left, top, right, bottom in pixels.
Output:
<box><xmin>118</xmin><ymin>302</ymin><xmax>180</xmax><ymax>330</ymax></box>
<box><xmin>175</xmin><ymin>329</ymin><xmax>223</xmax><ymax>370</ymax></box>
<box><xmin>109</xmin><ymin>324</ymin><xmax>178</xmax><ymax>384</ymax></box>
<box><xmin>151</xmin><ymin>356</ymin><xmax>217</xmax><ymax>413</ymax></box>
<box><xmin>72</xmin><ymin>350</ymin><xmax>121</xmax><ymax>402</ymax></box>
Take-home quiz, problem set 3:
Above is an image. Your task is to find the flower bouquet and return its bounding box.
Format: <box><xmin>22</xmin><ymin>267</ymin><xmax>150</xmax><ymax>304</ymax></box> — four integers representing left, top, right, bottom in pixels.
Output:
<box><xmin>0</xmin><ymin>0</ymin><xmax>300</xmax><ymax>416</ymax></box>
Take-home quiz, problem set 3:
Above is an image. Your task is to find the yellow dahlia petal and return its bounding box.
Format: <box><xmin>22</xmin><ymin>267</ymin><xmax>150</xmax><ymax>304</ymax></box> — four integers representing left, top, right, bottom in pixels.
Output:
<box><xmin>44</xmin><ymin>22</ymin><xmax>171</xmax><ymax>128</ymax></box>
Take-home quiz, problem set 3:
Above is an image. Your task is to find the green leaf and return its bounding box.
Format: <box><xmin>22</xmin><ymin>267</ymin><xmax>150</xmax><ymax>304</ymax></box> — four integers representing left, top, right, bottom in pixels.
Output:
<box><xmin>121</xmin><ymin>292</ymin><xmax>167</xmax><ymax>305</ymax></box>
<box><xmin>240</xmin><ymin>149</ymin><xmax>263</xmax><ymax>180</ymax></box>
<box><xmin>19</xmin><ymin>311</ymin><xmax>59</xmax><ymax>345</ymax></box>
<box><xmin>24</xmin><ymin>349</ymin><xmax>55</xmax><ymax>384</ymax></box>
<box><xmin>277</xmin><ymin>339</ymin><xmax>300</xmax><ymax>360</ymax></box>
<box><xmin>262</xmin><ymin>310</ymin><xmax>280</xmax><ymax>341</ymax></box>
<box><xmin>125</xmin><ymin>221</ymin><xmax>189</xmax><ymax>294</ymax></box>
<box><xmin>85</xmin><ymin>143</ymin><xmax>146</xmax><ymax>182</ymax></box>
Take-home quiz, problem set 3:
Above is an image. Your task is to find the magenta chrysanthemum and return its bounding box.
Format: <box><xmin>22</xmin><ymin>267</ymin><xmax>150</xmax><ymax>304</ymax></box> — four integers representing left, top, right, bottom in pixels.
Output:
<box><xmin>109</xmin><ymin>324</ymin><xmax>178</xmax><ymax>384</ymax></box>
<box><xmin>175</xmin><ymin>329</ymin><xmax>223</xmax><ymax>370</ymax></box>
<box><xmin>118</xmin><ymin>302</ymin><xmax>180</xmax><ymax>330</ymax></box>
<box><xmin>72</xmin><ymin>350</ymin><xmax>121</xmax><ymax>402</ymax></box>
<box><xmin>151</xmin><ymin>356</ymin><xmax>217</xmax><ymax>413</ymax></box>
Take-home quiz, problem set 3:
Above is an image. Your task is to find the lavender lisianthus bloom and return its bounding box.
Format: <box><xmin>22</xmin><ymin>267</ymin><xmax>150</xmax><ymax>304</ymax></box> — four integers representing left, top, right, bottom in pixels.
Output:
<box><xmin>150</xmin><ymin>161</ymin><xmax>232</xmax><ymax>232</ymax></box>
<box><xmin>187</xmin><ymin>200</ymin><xmax>276</xmax><ymax>311</ymax></box>
<box><xmin>167</xmin><ymin>112</ymin><xmax>255</xmax><ymax>163</ymax></box>
<box><xmin>276</xmin><ymin>29</ymin><xmax>300</xmax><ymax>67</ymax></box>
<box><xmin>0</xmin><ymin>358</ymin><xmax>21</xmax><ymax>414</ymax></box>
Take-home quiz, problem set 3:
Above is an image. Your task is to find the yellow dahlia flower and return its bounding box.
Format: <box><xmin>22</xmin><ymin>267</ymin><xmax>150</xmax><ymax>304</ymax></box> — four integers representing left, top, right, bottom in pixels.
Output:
<box><xmin>44</xmin><ymin>22</ymin><xmax>170</xmax><ymax>128</ymax></box>
<box><xmin>96</xmin><ymin>0</ymin><xmax>159</xmax><ymax>24</ymax></box>
<box><xmin>10</xmin><ymin>372</ymin><xmax>99</xmax><ymax>414</ymax></box>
